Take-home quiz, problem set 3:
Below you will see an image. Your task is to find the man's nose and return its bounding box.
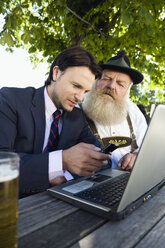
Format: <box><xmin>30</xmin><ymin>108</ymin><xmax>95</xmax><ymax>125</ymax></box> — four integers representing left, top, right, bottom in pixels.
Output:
<box><xmin>106</xmin><ymin>78</ymin><xmax>116</xmax><ymax>89</ymax></box>
<box><xmin>75</xmin><ymin>91</ymin><xmax>85</xmax><ymax>103</ymax></box>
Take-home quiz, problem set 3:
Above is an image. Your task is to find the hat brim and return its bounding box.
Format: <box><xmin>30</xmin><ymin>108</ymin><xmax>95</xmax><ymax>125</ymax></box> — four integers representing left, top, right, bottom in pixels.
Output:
<box><xmin>100</xmin><ymin>64</ymin><xmax>143</xmax><ymax>84</ymax></box>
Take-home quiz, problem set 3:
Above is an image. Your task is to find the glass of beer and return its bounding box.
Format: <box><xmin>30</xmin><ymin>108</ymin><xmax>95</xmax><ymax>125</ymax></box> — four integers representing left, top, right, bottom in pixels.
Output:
<box><xmin>0</xmin><ymin>152</ymin><xmax>19</xmax><ymax>248</ymax></box>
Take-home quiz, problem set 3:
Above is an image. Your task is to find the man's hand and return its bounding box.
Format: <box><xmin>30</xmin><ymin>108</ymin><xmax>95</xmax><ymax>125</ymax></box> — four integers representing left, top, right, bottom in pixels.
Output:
<box><xmin>62</xmin><ymin>143</ymin><xmax>110</xmax><ymax>177</ymax></box>
<box><xmin>50</xmin><ymin>176</ymin><xmax>66</xmax><ymax>186</ymax></box>
<box><xmin>118</xmin><ymin>152</ymin><xmax>137</xmax><ymax>171</ymax></box>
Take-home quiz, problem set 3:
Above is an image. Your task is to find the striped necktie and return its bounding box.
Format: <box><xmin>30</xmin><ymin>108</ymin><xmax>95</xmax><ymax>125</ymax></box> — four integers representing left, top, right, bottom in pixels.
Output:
<box><xmin>45</xmin><ymin>110</ymin><xmax>61</xmax><ymax>152</ymax></box>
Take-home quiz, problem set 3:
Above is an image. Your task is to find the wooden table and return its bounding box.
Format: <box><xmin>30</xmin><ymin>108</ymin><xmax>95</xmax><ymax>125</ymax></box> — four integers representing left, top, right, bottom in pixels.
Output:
<box><xmin>18</xmin><ymin>186</ymin><xmax>165</xmax><ymax>248</ymax></box>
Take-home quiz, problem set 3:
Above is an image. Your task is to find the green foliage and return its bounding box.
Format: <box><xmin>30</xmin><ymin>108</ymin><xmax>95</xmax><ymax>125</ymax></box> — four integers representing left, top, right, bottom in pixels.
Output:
<box><xmin>0</xmin><ymin>0</ymin><xmax>165</xmax><ymax>107</ymax></box>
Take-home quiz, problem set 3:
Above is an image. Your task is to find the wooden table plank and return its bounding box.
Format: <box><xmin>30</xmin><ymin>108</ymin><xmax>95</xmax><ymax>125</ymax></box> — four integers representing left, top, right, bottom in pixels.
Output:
<box><xmin>135</xmin><ymin>216</ymin><xmax>165</xmax><ymax>248</ymax></box>
<box><xmin>71</xmin><ymin>187</ymin><xmax>165</xmax><ymax>248</ymax></box>
<box><xmin>18</xmin><ymin>210</ymin><xmax>107</xmax><ymax>248</ymax></box>
<box><xmin>18</xmin><ymin>196</ymin><xmax>78</xmax><ymax>238</ymax></box>
<box><xmin>19</xmin><ymin>192</ymin><xmax>55</xmax><ymax>214</ymax></box>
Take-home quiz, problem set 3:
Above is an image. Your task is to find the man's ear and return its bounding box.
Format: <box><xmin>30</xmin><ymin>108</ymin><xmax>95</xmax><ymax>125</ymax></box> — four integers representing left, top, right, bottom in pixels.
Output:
<box><xmin>52</xmin><ymin>66</ymin><xmax>61</xmax><ymax>81</ymax></box>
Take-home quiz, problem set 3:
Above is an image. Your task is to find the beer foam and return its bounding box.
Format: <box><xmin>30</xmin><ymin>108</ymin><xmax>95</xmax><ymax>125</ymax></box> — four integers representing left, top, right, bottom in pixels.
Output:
<box><xmin>0</xmin><ymin>164</ymin><xmax>18</xmax><ymax>182</ymax></box>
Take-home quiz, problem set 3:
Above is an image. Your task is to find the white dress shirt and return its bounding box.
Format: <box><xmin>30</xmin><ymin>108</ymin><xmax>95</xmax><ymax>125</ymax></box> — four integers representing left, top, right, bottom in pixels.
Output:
<box><xmin>94</xmin><ymin>100</ymin><xmax>148</xmax><ymax>168</ymax></box>
<box><xmin>43</xmin><ymin>87</ymin><xmax>73</xmax><ymax>181</ymax></box>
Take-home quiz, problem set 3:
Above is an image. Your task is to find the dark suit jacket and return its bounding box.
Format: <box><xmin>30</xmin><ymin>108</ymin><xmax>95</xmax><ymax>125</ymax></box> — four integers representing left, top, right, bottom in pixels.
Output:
<box><xmin>0</xmin><ymin>86</ymin><xmax>102</xmax><ymax>197</ymax></box>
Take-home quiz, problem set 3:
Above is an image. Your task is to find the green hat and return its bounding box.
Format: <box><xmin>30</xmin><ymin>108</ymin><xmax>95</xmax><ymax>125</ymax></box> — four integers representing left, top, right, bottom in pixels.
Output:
<box><xmin>100</xmin><ymin>51</ymin><xmax>143</xmax><ymax>84</ymax></box>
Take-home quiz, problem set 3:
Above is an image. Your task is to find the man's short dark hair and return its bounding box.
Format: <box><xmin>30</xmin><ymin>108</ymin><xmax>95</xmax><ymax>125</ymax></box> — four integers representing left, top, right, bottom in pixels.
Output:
<box><xmin>45</xmin><ymin>46</ymin><xmax>101</xmax><ymax>85</ymax></box>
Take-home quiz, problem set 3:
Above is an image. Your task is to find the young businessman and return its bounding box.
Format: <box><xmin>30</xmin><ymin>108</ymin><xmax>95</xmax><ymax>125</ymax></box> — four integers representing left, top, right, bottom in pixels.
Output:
<box><xmin>0</xmin><ymin>46</ymin><xmax>110</xmax><ymax>198</ymax></box>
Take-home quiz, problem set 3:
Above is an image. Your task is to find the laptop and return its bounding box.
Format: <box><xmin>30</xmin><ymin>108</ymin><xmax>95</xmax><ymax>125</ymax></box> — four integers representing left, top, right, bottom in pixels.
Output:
<box><xmin>48</xmin><ymin>104</ymin><xmax>165</xmax><ymax>220</ymax></box>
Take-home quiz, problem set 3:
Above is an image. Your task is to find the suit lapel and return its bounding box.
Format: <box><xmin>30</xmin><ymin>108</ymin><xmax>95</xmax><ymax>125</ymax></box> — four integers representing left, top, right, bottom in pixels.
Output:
<box><xmin>31</xmin><ymin>87</ymin><xmax>46</xmax><ymax>153</ymax></box>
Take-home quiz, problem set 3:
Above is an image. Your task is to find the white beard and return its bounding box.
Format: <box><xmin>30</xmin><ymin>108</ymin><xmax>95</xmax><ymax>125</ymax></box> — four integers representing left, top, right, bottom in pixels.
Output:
<box><xmin>82</xmin><ymin>86</ymin><xmax>129</xmax><ymax>126</ymax></box>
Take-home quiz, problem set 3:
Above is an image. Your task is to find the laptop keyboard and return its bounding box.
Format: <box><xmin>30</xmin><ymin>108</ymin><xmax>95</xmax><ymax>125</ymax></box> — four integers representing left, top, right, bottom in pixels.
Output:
<box><xmin>75</xmin><ymin>173</ymin><xmax>130</xmax><ymax>208</ymax></box>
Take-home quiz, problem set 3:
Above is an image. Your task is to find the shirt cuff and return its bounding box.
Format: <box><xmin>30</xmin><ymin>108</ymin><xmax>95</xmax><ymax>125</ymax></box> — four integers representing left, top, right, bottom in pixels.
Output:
<box><xmin>49</xmin><ymin>150</ymin><xmax>64</xmax><ymax>181</ymax></box>
<box><xmin>131</xmin><ymin>149</ymin><xmax>139</xmax><ymax>154</ymax></box>
<box><xmin>48</xmin><ymin>150</ymin><xmax>74</xmax><ymax>181</ymax></box>
<box><xmin>64</xmin><ymin>170</ymin><xmax>74</xmax><ymax>181</ymax></box>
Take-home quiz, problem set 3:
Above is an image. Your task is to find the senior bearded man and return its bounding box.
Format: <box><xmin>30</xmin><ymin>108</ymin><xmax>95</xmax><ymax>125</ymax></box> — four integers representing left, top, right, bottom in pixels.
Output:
<box><xmin>82</xmin><ymin>51</ymin><xmax>147</xmax><ymax>171</ymax></box>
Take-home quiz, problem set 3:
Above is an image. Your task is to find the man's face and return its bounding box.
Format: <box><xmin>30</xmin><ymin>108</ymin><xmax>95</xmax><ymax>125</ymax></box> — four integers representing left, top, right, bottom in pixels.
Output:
<box><xmin>96</xmin><ymin>70</ymin><xmax>132</xmax><ymax>102</ymax></box>
<box><xmin>48</xmin><ymin>66</ymin><xmax>95</xmax><ymax>111</ymax></box>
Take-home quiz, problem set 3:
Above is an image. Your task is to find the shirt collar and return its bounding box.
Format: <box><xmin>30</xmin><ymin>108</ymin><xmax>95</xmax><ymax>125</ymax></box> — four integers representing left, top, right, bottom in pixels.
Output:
<box><xmin>44</xmin><ymin>87</ymin><xmax>57</xmax><ymax>120</ymax></box>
